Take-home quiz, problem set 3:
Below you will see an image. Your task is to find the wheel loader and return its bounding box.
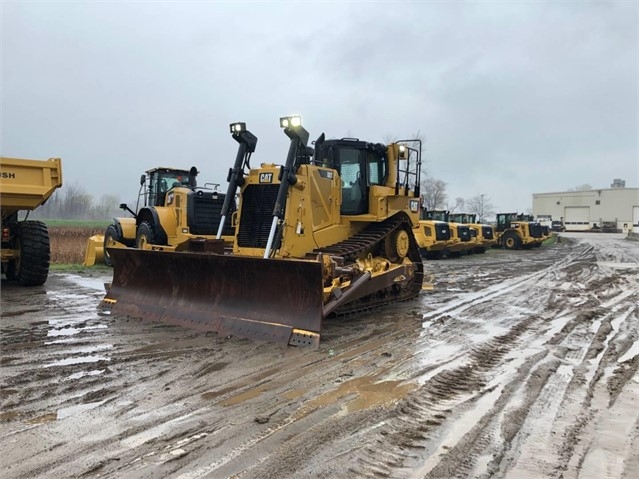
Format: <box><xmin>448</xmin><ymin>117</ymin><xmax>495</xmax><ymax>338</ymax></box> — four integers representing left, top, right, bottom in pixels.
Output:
<box><xmin>516</xmin><ymin>214</ymin><xmax>546</xmax><ymax>246</ymax></box>
<box><xmin>100</xmin><ymin>117</ymin><xmax>425</xmax><ymax>346</ymax></box>
<box><xmin>413</xmin><ymin>209</ymin><xmax>452</xmax><ymax>259</ymax></box>
<box><xmin>0</xmin><ymin>157</ymin><xmax>62</xmax><ymax>285</ymax></box>
<box><xmin>448</xmin><ymin>213</ymin><xmax>496</xmax><ymax>253</ymax></box>
<box><xmin>495</xmin><ymin>213</ymin><xmax>543</xmax><ymax>249</ymax></box>
<box><xmin>420</xmin><ymin>209</ymin><xmax>474</xmax><ymax>257</ymax></box>
<box><xmin>84</xmin><ymin>128</ymin><xmax>256</xmax><ymax>266</ymax></box>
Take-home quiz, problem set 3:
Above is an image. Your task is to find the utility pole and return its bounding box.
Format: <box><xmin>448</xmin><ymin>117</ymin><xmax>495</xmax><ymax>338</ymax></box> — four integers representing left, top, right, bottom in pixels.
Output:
<box><xmin>480</xmin><ymin>194</ymin><xmax>485</xmax><ymax>222</ymax></box>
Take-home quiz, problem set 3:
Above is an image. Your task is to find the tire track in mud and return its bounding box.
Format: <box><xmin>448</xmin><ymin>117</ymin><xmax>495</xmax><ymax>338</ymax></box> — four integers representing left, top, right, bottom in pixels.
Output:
<box><xmin>7</xmin><ymin>302</ymin><xmax>424</xmax><ymax>478</ymax></box>
<box><xmin>330</xmin><ymin>240</ymin><xmax>639</xmax><ymax>478</ymax></box>
<box><xmin>344</xmin><ymin>315</ymin><xmax>544</xmax><ymax>478</ymax></box>
<box><xmin>101</xmin><ymin>315</ymin><xmax>428</xmax><ymax>478</ymax></box>
<box><xmin>2</xmin><ymin>237</ymin><xmax>638</xmax><ymax>479</ymax></box>
<box><xmin>211</xmin><ymin>248</ymin><xmax>580</xmax><ymax>477</ymax></box>
<box><xmin>200</xmin><ymin>242</ymin><xmax>636</xmax><ymax>477</ymax></box>
<box><xmin>475</xmin><ymin>240</ymin><xmax>638</xmax><ymax>479</ymax></box>
<box><xmin>110</xmin><ymin>242</ymin><xmax>584</xmax><ymax>478</ymax></box>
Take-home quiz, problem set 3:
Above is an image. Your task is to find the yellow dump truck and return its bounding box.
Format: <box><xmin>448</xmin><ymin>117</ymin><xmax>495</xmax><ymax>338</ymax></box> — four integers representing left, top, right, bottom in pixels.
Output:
<box><xmin>0</xmin><ymin>157</ymin><xmax>63</xmax><ymax>285</ymax></box>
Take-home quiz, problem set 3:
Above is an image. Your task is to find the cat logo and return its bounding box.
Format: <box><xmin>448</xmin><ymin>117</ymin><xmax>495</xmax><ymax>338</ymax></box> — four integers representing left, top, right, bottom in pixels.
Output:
<box><xmin>259</xmin><ymin>173</ymin><xmax>273</xmax><ymax>183</ymax></box>
<box><xmin>409</xmin><ymin>200</ymin><xmax>419</xmax><ymax>212</ymax></box>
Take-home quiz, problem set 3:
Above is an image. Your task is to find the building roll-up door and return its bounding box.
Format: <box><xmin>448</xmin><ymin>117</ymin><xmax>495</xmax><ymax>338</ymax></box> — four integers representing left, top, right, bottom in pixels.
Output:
<box><xmin>564</xmin><ymin>206</ymin><xmax>590</xmax><ymax>231</ymax></box>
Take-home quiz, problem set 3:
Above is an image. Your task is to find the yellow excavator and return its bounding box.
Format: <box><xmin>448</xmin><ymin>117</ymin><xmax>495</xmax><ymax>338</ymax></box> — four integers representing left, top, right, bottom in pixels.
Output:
<box><xmin>100</xmin><ymin>117</ymin><xmax>425</xmax><ymax>346</ymax></box>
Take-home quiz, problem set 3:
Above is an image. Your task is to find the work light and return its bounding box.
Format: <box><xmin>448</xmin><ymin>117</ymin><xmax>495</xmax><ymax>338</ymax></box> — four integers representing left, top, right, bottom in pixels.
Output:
<box><xmin>230</xmin><ymin>122</ymin><xmax>246</xmax><ymax>134</ymax></box>
<box><xmin>280</xmin><ymin>116</ymin><xmax>302</xmax><ymax>129</ymax></box>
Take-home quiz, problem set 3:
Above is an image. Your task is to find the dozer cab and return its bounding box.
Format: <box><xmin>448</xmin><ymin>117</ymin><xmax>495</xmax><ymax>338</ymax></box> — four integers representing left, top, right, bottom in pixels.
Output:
<box><xmin>100</xmin><ymin>117</ymin><xmax>425</xmax><ymax>346</ymax></box>
<box><xmin>495</xmin><ymin>213</ymin><xmax>543</xmax><ymax>249</ymax></box>
<box><xmin>448</xmin><ymin>213</ymin><xmax>496</xmax><ymax>253</ymax></box>
<box><xmin>85</xmin><ymin>132</ymin><xmax>255</xmax><ymax>266</ymax></box>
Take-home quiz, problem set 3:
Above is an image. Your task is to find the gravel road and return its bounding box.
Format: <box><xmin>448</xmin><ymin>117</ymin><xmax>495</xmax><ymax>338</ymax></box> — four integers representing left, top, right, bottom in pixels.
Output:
<box><xmin>1</xmin><ymin>233</ymin><xmax>637</xmax><ymax>478</ymax></box>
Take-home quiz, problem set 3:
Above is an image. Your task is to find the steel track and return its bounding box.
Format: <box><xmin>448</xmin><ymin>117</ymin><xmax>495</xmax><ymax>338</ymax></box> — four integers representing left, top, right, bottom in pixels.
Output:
<box><xmin>313</xmin><ymin>212</ymin><xmax>425</xmax><ymax>317</ymax></box>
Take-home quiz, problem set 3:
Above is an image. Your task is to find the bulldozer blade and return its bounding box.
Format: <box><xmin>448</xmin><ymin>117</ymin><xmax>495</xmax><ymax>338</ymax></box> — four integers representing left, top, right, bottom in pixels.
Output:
<box><xmin>100</xmin><ymin>248</ymin><xmax>324</xmax><ymax>346</ymax></box>
<box><xmin>83</xmin><ymin>234</ymin><xmax>105</xmax><ymax>266</ymax></box>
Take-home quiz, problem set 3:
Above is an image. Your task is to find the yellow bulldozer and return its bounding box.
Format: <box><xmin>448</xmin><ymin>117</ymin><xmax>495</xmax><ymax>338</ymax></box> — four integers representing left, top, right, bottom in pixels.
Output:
<box><xmin>84</xmin><ymin>128</ymin><xmax>256</xmax><ymax>266</ymax></box>
<box><xmin>100</xmin><ymin>117</ymin><xmax>425</xmax><ymax>346</ymax></box>
<box><xmin>0</xmin><ymin>157</ymin><xmax>63</xmax><ymax>285</ymax></box>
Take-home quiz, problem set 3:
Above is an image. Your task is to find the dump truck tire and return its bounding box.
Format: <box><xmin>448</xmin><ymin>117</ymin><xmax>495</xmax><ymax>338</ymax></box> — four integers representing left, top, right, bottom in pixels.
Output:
<box><xmin>14</xmin><ymin>221</ymin><xmax>50</xmax><ymax>286</ymax></box>
<box><xmin>502</xmin><ymin>231</ymin><xmax>521</xmax><ymax>250</ymax></box>
<box><xmin>103</xmin><ymin>225</ymin><xmax>120</xmax><ymax>267</ymax></box>
<box><xmin>136</xmin><ymin>221</ymin><xmax>157</xmax><ymax>249</ymax></box>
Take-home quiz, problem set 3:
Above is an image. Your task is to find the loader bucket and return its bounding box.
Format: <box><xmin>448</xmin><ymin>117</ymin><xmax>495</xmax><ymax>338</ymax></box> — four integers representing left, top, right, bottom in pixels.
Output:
<box><xmin>83</xmin><ymin>235</ymin><xmax>105</xmax><ymax>266</ymax></box>
<box><xmin>100</xmin><ymin>248</ymin><xmax>324</xmax><ymax>346</ymax></box>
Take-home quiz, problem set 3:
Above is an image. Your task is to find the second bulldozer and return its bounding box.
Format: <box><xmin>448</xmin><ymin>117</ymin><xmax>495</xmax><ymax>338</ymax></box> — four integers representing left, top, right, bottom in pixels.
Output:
<box><xmin>101</xmin><ymin>118</ymin><xmax>425</xmax><ymax>346</ymax></box>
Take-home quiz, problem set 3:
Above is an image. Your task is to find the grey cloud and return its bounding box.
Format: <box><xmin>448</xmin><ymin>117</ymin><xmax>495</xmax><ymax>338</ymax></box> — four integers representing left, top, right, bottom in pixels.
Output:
<box><xmin>1</xmin><ymin>1</ymin><xmax>636</xmax><ymax>213</ymax></box>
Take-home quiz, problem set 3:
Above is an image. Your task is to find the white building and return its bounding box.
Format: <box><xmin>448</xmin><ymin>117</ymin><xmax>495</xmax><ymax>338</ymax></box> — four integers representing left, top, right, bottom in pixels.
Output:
<box><xmin>532</xmin><ymin>180</ymin><xmax>639</xmax><ymax>232</ymax></box>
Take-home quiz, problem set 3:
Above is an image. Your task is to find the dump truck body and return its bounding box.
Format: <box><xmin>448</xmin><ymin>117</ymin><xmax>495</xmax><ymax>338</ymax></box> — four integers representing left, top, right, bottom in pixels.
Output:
<box><xmin>101</xmin><ymin>121</ymin><xmax>425</xmax><ymax>346</ymax></box>
<box><xmin>0</xmin><ymin>157</ymin><xmax>62</xmax><ymax>285</ymax></box>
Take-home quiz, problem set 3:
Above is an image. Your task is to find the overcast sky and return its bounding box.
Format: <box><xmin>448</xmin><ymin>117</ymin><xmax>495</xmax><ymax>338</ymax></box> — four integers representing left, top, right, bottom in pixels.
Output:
<box><xmin>2</xmin><ymin>0</ymin><xmax>637</xmax><ymax>213</ymax></box>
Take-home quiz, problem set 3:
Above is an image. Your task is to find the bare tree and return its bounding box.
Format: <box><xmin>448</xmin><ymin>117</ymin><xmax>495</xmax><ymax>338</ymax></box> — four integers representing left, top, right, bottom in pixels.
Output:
<box><xmin>465</xmin><ymin>194</ymin><xmax>495</xmax><ymax>222</ymax></box>
<box><xmin>60</xmin><ymin>184</ymin><xmax>93</xmax><ymax>218</ymax></box>
<box><xmin>421</xmin><ymin>177</ymin><xmax>448</xmax><ymax>211</ymax></box>
<box><xmin>34</xmin><ymin>183</ymin><xmax>124</xmax><ymax>220</ymax></box>
<box><xmin>447</xmin><ymin>197</ymin><xmax>465</xmax><ymax>213</ymax></box>
<box><xmin>94</xmin><ymin>194</ymin><xmax>121</xmax><ymax>220</ymax></box>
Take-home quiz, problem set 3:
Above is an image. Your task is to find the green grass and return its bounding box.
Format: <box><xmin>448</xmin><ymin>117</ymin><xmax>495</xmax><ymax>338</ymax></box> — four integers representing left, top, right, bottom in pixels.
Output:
<box><xmin>543</xmin><ymin>234</ymin><xmax>559</xmax><ymax>246</ymax></box>
<box><xmin>50</xmin><ymin>264</ymin><xmax>112</xmax><ymax>272</ymax></box>
<box><xmin>45</xmin><ymin>219</ymin><xmax>111</xmax><ymax>228</ymax></box>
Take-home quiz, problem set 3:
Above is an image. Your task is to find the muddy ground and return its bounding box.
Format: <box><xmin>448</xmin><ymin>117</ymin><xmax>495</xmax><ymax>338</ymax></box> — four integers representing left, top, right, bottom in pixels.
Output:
<box><xmin>1</xmin><ymin>233</ymin><xmax>638</xmax><ymax>478</ymax></box>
